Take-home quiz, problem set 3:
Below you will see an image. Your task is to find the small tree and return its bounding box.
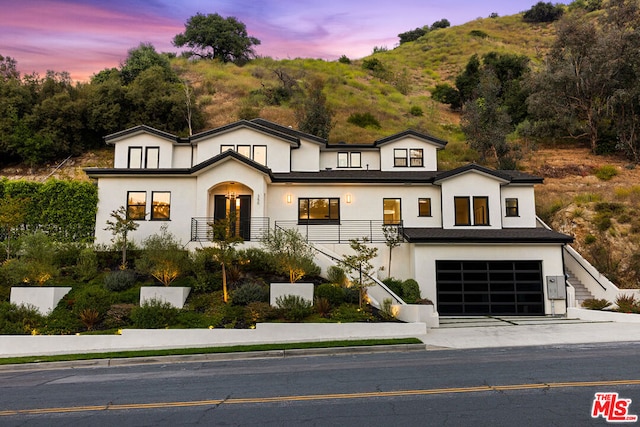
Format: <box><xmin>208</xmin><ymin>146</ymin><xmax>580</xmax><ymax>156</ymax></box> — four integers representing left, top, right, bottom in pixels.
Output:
<box><xmin>104</xmin><ymin>206</ymin><xmax>139</xmax><ymax>270</ymax></box>
<box><xmin>209</xmin><ymin>215</ymin><xmax>243</xmax><ymax>303</ymax></box>
<box><xmin>262</xmin><ymin>228</ymin><xmax>316</xmax><ymax>283</ymax></box>
<box><xmin>0</xmin><ymin>196</ymin><xmax>27</xmax><ymax>260</ymax></box>
<box><xmin>295</xmin><ymin>76</ymin><xmax>334</xmax><ymax>139</ymax></box>
<box><xmin>382</xmin><ymin>225</ymin><xmax>403</xmax><ymax>279</ymax></box>
<box><xmin>136</xmin><ymin>225</ymin><xmax>189</xmax><ymax>286</ymax></box>
<box><xmin>340</xmin><ymin>238</ymin><xmax>379</xmax><ymax>308</ymax></box>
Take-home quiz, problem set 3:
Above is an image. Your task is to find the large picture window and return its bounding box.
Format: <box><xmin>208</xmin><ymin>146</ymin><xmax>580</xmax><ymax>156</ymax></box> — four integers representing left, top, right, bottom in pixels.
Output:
<box><xmin>145</xmin><ymin>147</ymin><xmax>159</xmax><ymax>168</ymax></box>
<box><xmin>128</xmin><ymin>147</ymin><xmax>142</xmax><ymax>168</ymax></box>
<box><xmin>151</xmin><ymin>192</ymin><xmax>171</xmax><ymax>220</ymax></box>
<box><xmin>383</xmin><ymin>198</ymin><xmax>401</xmax><ymax>224</ymax></box>
<box><xmin>127</xmin><ymin>191</ymin><xmax>146</xmax><ymax>220</ymax></box>
<box><xmin>455</xmin><ymin>196</ymin><xmax>490</xmax><ymax>226</ymax></box>
<box><xmin>298</xmin><ymin>198</ymin><xmax>340</xmax><ymax>224</ymax></box>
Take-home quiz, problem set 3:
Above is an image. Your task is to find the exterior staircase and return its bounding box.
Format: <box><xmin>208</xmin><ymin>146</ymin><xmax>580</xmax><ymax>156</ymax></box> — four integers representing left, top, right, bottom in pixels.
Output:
<box><xmin>565</xmin><ymin>269</ymin><xmax>594</xmax><ymax>308</ymax></box>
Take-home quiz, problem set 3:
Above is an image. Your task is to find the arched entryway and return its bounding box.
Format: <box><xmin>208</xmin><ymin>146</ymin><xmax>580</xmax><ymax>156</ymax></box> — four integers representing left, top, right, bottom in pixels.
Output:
<box><xmin>208</xmin><ymin>182</ymin><xmax>253</xmax><ymax>240</ymax></box>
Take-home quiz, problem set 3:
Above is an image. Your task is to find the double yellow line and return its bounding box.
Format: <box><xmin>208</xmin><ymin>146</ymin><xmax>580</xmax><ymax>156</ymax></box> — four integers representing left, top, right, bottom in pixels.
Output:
<box><xmin>3</xmin><ymin>379</ymin><xmax>640</xmax><ymax>416</ymax></box>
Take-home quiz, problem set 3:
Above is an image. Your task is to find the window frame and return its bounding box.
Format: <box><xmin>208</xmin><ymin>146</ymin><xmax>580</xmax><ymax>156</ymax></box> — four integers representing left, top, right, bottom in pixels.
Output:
<box><xmin>454</xmin><ymin>196</ymin><xmax>471</xmax><ymax>226</ymax></box>
<box><xmin>150</xmin><ymin>191</ymin><xmax>171</xmax><ymax>221</ymax></box>
<box><xmin>337</xmin><ymin>152</ymin><xmax>349</xmax><ymax>168</ymax></box>
<box><xmin>298</xmin><ymin>197</ymin><xmax>340</xmax><ymax>225</ymax></box>
<box><xmin>253</xmin><ymin>145</ymin><xmax>267</xmax><ymax>166</ymax></box>
<box><xmin>237</xmin><ymin>145</ymin><xmax>251</xmax><ymax>158</ymax></box>
<box><xmin>473</xmin><ymin>196</ymin><xmax>490</xmax><ymax>226</ymax></box>
<box><xmin>126</xmin><ymin>191</ymin><xmax>146</xmax><ymax>220</ymax></box>
<box><xmin>145</xmin><ymin>146</ymin><xmax>160</xmax><ymax>169</ymax></box>
<box><xmin>409</xmin><ymin>148</ymin><xmax>424</xmax><ymax>167</ymax></box>
<box><xmin>337</xmin><ymin>152</ymin><xmax>362</xmax><ymax>168</ymax></box>
<box><xmin>220</xmin><ymin>144</ymin><xmax>234</xmax><ymax>153</ymax></box>
<box><xmin>383</xmin><ymin>198</ymin><xmax>402</xmax><ymax>225</ymax></box>
<box><xmin>418</xmin><ymin>198</ymin><xmax>432</xmax><ymax>217</ymax></box>
<box><xmin>128</xmin><ymin>147</ymin><xmax>143</xmax><ymax>169</ymax></box>
<box><xmin>505</xmin><ymin>198</ymin><xmax>519</xmax><ymax>217</ymax></box>
<box><xmin>393</xmin><ymin>148</ymin><xmax>408</xmax><ymax>167</ymax></box>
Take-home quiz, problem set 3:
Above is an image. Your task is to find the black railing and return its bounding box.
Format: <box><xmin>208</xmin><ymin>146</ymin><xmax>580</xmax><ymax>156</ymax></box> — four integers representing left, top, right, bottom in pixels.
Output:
<box><xmin>190</xmin><ymin>217</ymin><xmax>270</xmax><ymax>242</ymax></box>
<box><xmin>274</xmin><ymin>220</ymin><xmax>403</xmax><ymax>243</ymax></box>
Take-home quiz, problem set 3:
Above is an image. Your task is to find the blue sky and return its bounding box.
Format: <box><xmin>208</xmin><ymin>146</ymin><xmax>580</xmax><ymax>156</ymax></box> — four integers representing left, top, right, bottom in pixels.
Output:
<box><xmin>0</xmin><ymin>0</ymin><xmax>566</xmax><ymax>81</ymax></box>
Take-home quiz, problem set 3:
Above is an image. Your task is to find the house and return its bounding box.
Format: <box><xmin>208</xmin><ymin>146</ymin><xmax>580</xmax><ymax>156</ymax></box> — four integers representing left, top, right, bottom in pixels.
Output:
<box><xmin>85</xmin><ymin>118</ymin><xmax>574</xmax><ymax>317</ymax></box>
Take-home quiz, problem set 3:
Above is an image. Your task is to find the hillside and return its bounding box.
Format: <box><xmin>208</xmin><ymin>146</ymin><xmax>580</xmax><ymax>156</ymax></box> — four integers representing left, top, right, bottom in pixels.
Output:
<box><xmin>1</xmin><ymin>11</ymin><xmax>638</xmax><ymax>289</ymax></box>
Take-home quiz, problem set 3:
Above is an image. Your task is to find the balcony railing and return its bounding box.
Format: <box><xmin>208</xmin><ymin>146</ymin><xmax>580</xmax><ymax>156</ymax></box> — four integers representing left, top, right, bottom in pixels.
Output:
<box><xmin>274</xmin><ymin>220</ymin><xmax>403</xmax><ymax>244</ymax></box>
<box><xmin>190</xmin><ymin>217</ymin><xmax>270</xmax><ymax>242</ymax></box>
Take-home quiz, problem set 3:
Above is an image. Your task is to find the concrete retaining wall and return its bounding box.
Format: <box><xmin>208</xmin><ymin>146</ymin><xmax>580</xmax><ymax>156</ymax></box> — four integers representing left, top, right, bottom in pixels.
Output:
<box><xmin>0</xmin><ymin>322</ymin><xmax>427</xmax><ymax>358</ymax></box>
<box><xmin>568</xmin><ymin>307</ymin><xmax>640</xmax><ymax>323</ymax></box>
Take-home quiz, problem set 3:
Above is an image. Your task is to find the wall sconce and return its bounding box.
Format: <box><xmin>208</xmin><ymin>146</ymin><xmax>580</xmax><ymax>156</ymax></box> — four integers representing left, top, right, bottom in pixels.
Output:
<box><xmin>286</xmin><ymin>193</ymin><xmax>292</xmax><ymax>204</ymax></box>
<box><xmin>346</xmin><ymin>194</ymin><xmax>352</xmax><ymax>204</ymax></box>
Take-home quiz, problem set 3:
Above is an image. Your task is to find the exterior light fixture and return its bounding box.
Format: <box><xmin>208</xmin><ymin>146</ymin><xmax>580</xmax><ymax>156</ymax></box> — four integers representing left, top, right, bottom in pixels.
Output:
<box><xmin>346</xmin><ymin>194</ymin><xmax>352</xmax><ymax>204</ymax></box>
<box><xmin>286</xmin><ymin>193</ymin><xmax>292</xmax><ymax>204</ymax></box>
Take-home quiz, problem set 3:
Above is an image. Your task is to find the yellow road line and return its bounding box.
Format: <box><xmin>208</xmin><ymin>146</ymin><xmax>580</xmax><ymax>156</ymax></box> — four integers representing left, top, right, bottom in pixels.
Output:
<box><xmin>2</xmin><ymin>379</ymin><xmax>639</xmax><ymax>416</ymax></box>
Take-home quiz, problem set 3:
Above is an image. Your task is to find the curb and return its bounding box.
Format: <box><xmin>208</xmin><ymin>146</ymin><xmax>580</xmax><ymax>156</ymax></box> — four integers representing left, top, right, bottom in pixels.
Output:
<box><xmin>0</xmin><ymin>343</ymin><xmax>428</xmax><ymax>372</ymax></box>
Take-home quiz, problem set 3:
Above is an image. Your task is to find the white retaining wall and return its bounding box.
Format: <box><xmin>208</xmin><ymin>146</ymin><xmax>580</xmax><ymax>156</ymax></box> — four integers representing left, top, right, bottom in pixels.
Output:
<box><xmin>567</xmin><ymin>307</ymin><xmax>640</xmax><ymax>323</ymax></box>
<box><xmin>0</xmin><ymin>322</ymin><xmax>427</xmax><ymax>357</ymax></box>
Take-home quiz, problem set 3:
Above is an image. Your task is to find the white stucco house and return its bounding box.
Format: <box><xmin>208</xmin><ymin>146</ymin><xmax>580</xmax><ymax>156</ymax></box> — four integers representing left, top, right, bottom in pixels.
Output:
<box><xmin>85</xmin><ymin>118</ymin><xmax>574</xmax><ymax>317</ymax></box>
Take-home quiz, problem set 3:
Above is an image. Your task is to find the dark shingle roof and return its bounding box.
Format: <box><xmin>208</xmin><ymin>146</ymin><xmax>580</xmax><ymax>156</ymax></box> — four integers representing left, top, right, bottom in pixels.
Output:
<box><xmin>374</xmin><ymin>129</ymin><xmax>448</xmax><ymax>148</ymax></box>
<box><xmin>402</xmin><ymin>227</ymin><xmax>573</xmax><ymax>244</ymax></box>
<box><xmin>271</xmin><ymin>170</ymin><xmax>439</xmax><ymax>183</ymax></box>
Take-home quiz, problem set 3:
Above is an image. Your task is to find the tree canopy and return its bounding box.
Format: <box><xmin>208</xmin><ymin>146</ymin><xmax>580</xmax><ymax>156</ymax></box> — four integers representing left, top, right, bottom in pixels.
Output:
<box><xmin>173</xmin><ymin>13</ymin><xmax>261</xmax><ymax>63</ymax></box>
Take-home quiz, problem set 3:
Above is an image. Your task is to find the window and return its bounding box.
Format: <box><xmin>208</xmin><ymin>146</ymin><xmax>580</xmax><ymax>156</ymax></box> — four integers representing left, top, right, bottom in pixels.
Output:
<box><xmin>383</xmin><ymin>198</ymin><xmax>401</xmax><ymax>224</ymax></box>
<box><xmin>127</xmin><ymin>191</ymin><xmax>146</xmax><ymax>220</ymax></box>
<box><xmin>253</xmin><ymin>146</ymin><xmax>267</xmax><ymax>166</ymax></box>
<box><xmin>455</xmin><ymin>196</ymin><xmax>489</xmax><ymax>226</ymax></box>
<box><xmin>128</xmin><ymin>147</ymin><xmax>142</xmax><ymax>168</ymax></box>
<box><xmin>145</xmin><ymin>147</ymin><xmax>159</xmax><ymax>168</ymax></box>
<box><xmin>298</xmin><ymin>198</ymin><xmax>340</xmax><ymax>224</ymax></box>
<box><xmin>410</xmin><ymin>149</ymin><xmax>424</xmax><ymax>167</ymax></box>
<box><xmin>473</xmin><ymin>197</ymin><xmax>489</xmax><ymax>225</ymax></box>
<box><xmin>151</xmin><ymin>192</ymin><xmax>171</xmax><ymax>220</ymax></box>
<box><xmin>454</xmin><ymin>197</ymin><xmax>471</xmax><ymax>226</ymax></box>
<box><xmin>337</xmin><ymin>152</ymin><xmax>361</xmax><ymax>168</ymax></box>
<box><xmin>505</xmin><ymin>198</ymin><xmax>519</xmax><ymax>217</ymax></box>
<box><xmin>220</xmin><ymin>145</ymin><xmax>234</xmax><ymax>153</ymax></box>
<box><xmin>394</xmin><ymin>149</ymin><xmax>407</xmax><ymax>167</ymax></box>
<box><xmin>418</xmin><ymin>198</ymin><xmax>432</xmax><ymax>217</ymax></box>
<box><xmin>237</xmin><ymin>145</ymin><xmax>251</xmax><ymax>158</ymax></box>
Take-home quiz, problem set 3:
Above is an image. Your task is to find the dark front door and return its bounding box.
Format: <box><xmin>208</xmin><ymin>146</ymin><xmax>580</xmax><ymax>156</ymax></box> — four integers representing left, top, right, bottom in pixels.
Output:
<box><xmin>436</xmin><ymin>260</ymin><xmax>544</xmax><ymax>316</ymax></box>
<box><xmin>213</xmin><ymin>195</ymin><xmax>251</xmax><ymax>240</ymax></box>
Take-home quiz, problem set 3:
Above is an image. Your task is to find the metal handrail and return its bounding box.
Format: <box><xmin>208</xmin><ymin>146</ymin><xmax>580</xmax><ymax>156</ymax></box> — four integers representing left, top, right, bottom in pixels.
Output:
<box><xmin>274</xmin><ymin>219</ymin><xmax>403</xmax><ymax>243</ymax></box>
<box><xmin>190</xmin><ymin>217</ymin><xmax>270</xmax><ymax>242</ymax></box>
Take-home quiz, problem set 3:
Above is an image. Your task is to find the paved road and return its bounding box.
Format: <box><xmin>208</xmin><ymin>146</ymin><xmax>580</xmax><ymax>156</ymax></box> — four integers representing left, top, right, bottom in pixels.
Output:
<box><xmin>1</xmin><ymin>342</ymin><xmax>639</xmax><ymax>426</ymax></box>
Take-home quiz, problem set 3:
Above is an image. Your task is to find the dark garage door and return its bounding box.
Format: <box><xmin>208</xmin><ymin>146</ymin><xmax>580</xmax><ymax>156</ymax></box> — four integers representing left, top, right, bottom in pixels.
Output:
<box><xmin>436</xmin><ymin>260</ymin><xmax>544</xmax><ymax>316</ymax></box>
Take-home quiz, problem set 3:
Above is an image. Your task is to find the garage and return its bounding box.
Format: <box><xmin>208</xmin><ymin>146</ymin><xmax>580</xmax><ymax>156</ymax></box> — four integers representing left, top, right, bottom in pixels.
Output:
<box><xmin>436</xmin><ymin>260</ymin><xmax>544</xmax><ymax>316</ymax></box>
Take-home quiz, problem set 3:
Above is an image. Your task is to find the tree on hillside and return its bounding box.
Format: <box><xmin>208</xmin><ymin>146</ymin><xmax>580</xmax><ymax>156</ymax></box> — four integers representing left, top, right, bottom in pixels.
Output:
<box><xmin>120</xmin><ymin>43</ymin><xmax>176</xmax><ymax>85</ymax></box>
<box><xmin>295</xmin><ymin>76</ymin><xmax>334</xmax><ymax>139</ymax></box>
<box><xmin>398</xmin><ymin>27</ymin><xmax>428</xmax><ymax>44</ymax></box>
<box><xmin>523</xmin><ymin>2</ymin><xmax>565</xmax><ymax>22</ymax></box>
<box><xmin>173</xmin><ymin>13</ymin><xmax>261</xmax><ymax>63</ymax></box>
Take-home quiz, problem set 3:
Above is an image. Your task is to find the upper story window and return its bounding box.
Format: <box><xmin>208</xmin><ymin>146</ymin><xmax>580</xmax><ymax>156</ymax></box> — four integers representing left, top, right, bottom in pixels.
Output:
<box><xmin>394</xmin><ymin>149</ymin><xmax>408</xmax><ymax>167</ymax></box>
<box><xmin>127</xmin><ymin>191</ymin><xmax>146</xmax><ymax>220</ymax></box>
<box><xmin>455</xmin><ymin>196</ymin><xmax>489</xmax><ymax>226</ymax></box>
<box><xmin>237</xmin><ymin>145</ymin><xmax>251</xmax><ymax>158</ymax></box>
<box><xmin>505</xmin><ymin>198</ymin><xmax>519</xmax><ymax>217</ymax></box>
<box><xmin>410</xmin><ymin>149</ymin><xmax>423</xmax><ymax>167</ymax></box>
<box><xmin>337</xmin><ymin>152</ymin><xmax>361</xmax><ymax>168</ymax></box>
<box><xmin>221</xmin><ymin>145</ymin><xmax>234</xmax><ymax>153</ymax></box>
<box><xmin>253</xmin><ymin>146</ymin><xmax>267</xmax><ymax>166</ymax></box>
<box><xmin>298</xmin><ymin>198</ymin><xmax>340</xmax><ymax>224</ymax></box>
<box><xmin>151</xmin><ymin>192</ymin><xmax>171</xmax><ymax>220</ymax></box>
<box><xmin>383</xmin><ymin>198</ymin><xmax>402</xmax><ymax>225</ymax></box>
<box><xmin>128</xmin><ymin>147</ymin><xmax>143</xmax><ymax>168</ymax></box>
<box><xmin>418</xmin><ymin>198</ymin><xmax>432</xmax><ymax>217</ymax></box>
<box><xmin>145</xmin><ymin>147</ymin><xmax>159</xmax><ymax>168</ymax></box>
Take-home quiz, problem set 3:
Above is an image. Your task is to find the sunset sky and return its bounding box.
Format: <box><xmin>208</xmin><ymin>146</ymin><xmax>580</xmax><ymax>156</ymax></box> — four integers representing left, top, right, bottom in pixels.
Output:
<box><xmin>1</xmin><ymin>0</ymin><xmax>566</xmax><ymax>82</ymax></box>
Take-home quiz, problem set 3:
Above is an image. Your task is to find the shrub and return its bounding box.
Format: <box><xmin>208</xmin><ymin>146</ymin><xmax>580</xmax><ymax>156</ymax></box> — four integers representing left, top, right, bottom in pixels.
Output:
<box><xmin>71</xmin><ymin>285</ymin><xmax>113</xmax><ymax>320</ymax></box>
<box><xmin>237</xmin><ymin>247</ymin><xmax>276</xmax><ymax>273</ymax></box>
<box><xmin>330</xmin><ymin>304</ymin><xmax>372</xmax><ymax>322</ymax></box>
<box><xmin>246</xmin><ymin>301</ymin><xmax>277</xmax><ymax>324</ymax></box>
<box><xmin>469</xmin><ymin>30</ymin><xmax>489</xmax><ymax>39</ymax></box>
<box><xmin>232</xmin><ymin>282</ymin><xmax>269</xmax><ymax>305</ymax></box>
<box><xmin>0</xmin><ymin>302</ymin><xmax>44</xmax><ymax>334</ymax></box>
<box><xmin>615</xmin><ymin>294</ymin><xmax>639</xmax><ymax>313</ymax></box>
<box><xmin>104</xmin><ymin>269</ymin><xmax>137</xmax><ymax>292</ymax></box>
<box><xmin>379</xmin><ymin>298</ymin><xmax>396</xmax><ymax>321</ymax></box>
<box><xmin>594</xmin><ymin>165</ymin><xmax>619</xmax><ymax>181</ymax></box>
<box><xmin>41</xmin><ymin>305</ymin><xmax>82</xmax><ymax>334</ymax></box>
<box><xmin>275</xmin><ymin>295</ymin><xmax>313</xmax><ymax>321</ymax></box>
<box><xmin>347</xmin><ymin>112</ymin><xmax>381</xmax><ymax>129</ymax></box>
<box><xmin>409</xmin><ymin>106</ymin><xmax>423</xmax><ymax>116</ymax></box>
<box><xmin>523</xmin><ymin>1</ymin><xmax>564</xmax><ymax>23</ymax></box>
<box><xmin>190</xmin><ymin>248</ymin><xmax>222</xmax><ymax>293</ymax></box>
<box><xmin>382</xmin><ymin>277</ymin><xmax>404</xmax><ymax>297</ymax></box>
<box><xmin>315</xmin><ymin>283</ymin><xmax>345</xmax><ymax>306</ymax></box>
<box><xmin>130</xmin><ymin>298</ymin><xmax>179</xmax><ymax>328</ymax></box>
<box><xmin>103</xmin><ymin>303</ymin><xmax>135</xmax><ymax>329</ymax></box>
<box><xmin>79</xmin><ymin>308</ymin><xmax>100</xmax><ymax>331</ymax></box>
<box><xmin>401</xmin><ymin>279</ymin><xmax>421</xmax><ymax>304</ymax></box>
<box><xmin>584</xmin><ymin>234</ymin><xmax>597</xmax><ymax>245</ymax></box>
<box><xmin>314</xmin><ymin>297</ymin><xmax>331</xmax><ymax>317</ymax></box>
<box><xmin>326</xmin><ymin>266</ymin><xmax>348</xmax><ymax>287</ymax></box>
<box><xmin>75</xmin><ymin>247</ymin><xmax>98</xmax><ymax>281</ymax></box>
<box><xmin>136</xmin><ymin>226</ymin><xmax>190</xmax><ymax>286</ymax></box>
<box><xmin>338</xmin><ymin>55</ymin><xmax>351</xmax><ymax>64</ymax></box>
<box><xmin>581</xmin><ymin>298</ymin><xmax>612</xmax><ymax>310</ymax></box>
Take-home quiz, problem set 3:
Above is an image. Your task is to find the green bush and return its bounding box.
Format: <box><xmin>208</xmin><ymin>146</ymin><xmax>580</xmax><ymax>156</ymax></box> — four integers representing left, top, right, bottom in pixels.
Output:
<box><xmin>0</xmin><ymin>302</ymin><xmax>44</xmax><ymax>334</ymax></box>
<box><xmin>330</xmin><ymin>304</ymin><xmax>372</xmax><ymax>322</ymax></box>
<box><xmin>246</xmin><ymin>301</ymin><xmax>277</xmax><ymax>324</ymax></box>
<box><xmin>469</xmin><ymin>30</ymin><xmax>489</xmax><ymax>38</ymax></box>
<box><xmin>238</xmin><ymin>248</ymin><xmax>276</xmax><ymax>273</ymax></box>
<box><xmin>326</xmin><ymin>266</ymin><xmax>347</xmax><ymax>286</ymax></box>
<box><xmin>401</xmin><ymin>279</ymin><xmax>421</xmax><ymax>304</ymax></box>
<box><xmin>382</xmin><ymin>277</ymin><xmax>404</xmax><ymax>297</ymax></box>
<box><xmin>71</xmin><ymin>285</ymin><xmax>113</xmax><ymax>320</ymax></box>
<box><xmin>409</xmin><ymin>106</ymin><xmax>423</xmax><ymax>117</ymax></box>
<box><xmin>75</xmin><ymin>247</ymin><xmax>98</xmax><ymax>281</ymax></box>
<box><xmin>584</xmin><ymin>234</ymin><xmax>597</xmax><ymax>245</ymax></box>
<box><xmin>232</xmin><ymin>282</ymin><xmax>269</xmax><ymax>305</ymax></box>
<box><xmin>190</xmin><ymin>248</ymin><xmax>222</xmax><ymax>293</ymax></box>
<box><xmin>41</xmin><ymin>305</ymin><xmax>82</xmax><ymax>334</ymax></box>
<box><xmin>315</xmin><ymin>283</ymin><xmax>345</xmax><ymax>306</ymax></box>
<box><xmin>581</xmin><ymin>298</ymin><xmax>612</xmax><ymax>310</ymax></box>
<box><xmin>276</xmin><ymin>295</ymin><xmax>313</xmax><ymax>321</ymax></box>
<box><xmin>347</xmin><ymin>112</ymin><xmax>381</xmax><ymax>129</ymax></box>
<box><xmin>594</xmin><ymin>165</ymin><xmax>619</xmax><ymax>181</ymax></box>
<box><xmin>103</xmin><ymin>303</ymin><xmax>135</xmax><ymax>329</ymax></box>
<box><xmin>104</xmin><ymin>269</ymin><xmax>137</xmax><ymax>292</ymax></box>
<box><xmin>130</xmin><ymin>299</ymin><xmax>179</xmax><ymax>328</ymax></box>
<box><xmin>615</xmin><ymin>294</ymin><xmax>639</xmax><ymax>313</ymax></box>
